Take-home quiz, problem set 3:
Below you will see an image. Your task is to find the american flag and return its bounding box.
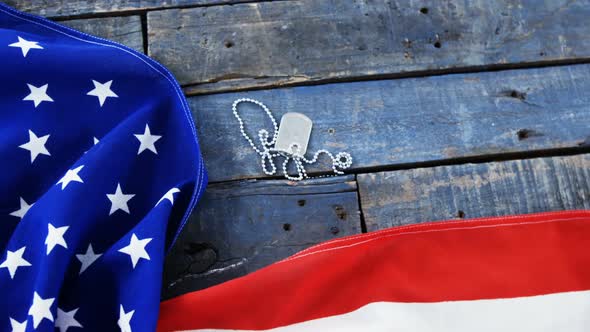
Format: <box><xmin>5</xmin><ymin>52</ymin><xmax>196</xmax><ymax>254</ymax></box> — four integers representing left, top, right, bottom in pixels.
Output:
<box><xmin>159</xmin><ymin>210</ymin><xmax>590</xmax><ymax>332</ymax></box>
<box><xmin>0</xmin><ymin>3</ymin><xmax>207</xmax><ymax>331</ymax></box>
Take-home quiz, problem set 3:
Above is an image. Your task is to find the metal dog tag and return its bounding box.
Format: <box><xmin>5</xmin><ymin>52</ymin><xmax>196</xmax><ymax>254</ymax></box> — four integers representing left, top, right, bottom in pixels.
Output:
<box><xmin>275</xmin><ymin>112</ymin><xmax>313</xmax><ymax>156</ymax></box>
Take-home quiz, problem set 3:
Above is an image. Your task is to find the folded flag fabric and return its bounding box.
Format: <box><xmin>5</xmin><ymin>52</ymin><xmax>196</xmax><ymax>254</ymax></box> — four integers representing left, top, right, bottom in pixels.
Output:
<box><xmin>0</xmin><ymin>3</ymin><xmax>206</xmax><ymax>332</ymax></box>
<box><xmin>158</xmin><ymin>210</ymin><xmax>590</xmax><ymax>331</ymax></box>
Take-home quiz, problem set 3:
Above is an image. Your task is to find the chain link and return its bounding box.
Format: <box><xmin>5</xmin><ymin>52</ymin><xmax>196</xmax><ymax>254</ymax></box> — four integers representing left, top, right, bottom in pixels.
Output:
<box><xmin>232</xmin><ymin>98</ymin><xmax>353</xmax><ymax>181</ymax></box>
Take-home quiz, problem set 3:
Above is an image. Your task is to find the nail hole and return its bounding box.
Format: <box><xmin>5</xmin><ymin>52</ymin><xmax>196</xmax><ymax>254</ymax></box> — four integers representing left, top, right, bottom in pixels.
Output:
<box><xmin>283</xmin><ymin>223</ymin><xmax>292</xmax><ymax>231</ymax></box>
<box><xmin>502</xmin><ymin>89</ymin><xmax>526</xmax><ymax>100</ymax></box>
<box><xmin>510</xmin><ymin>90</ymin><xmax>526</xmax><ymax>100</ymax></box>
<box><xmin>328</xmin><ymin>128</ymin><xmax>335</xmax><ymax>134</ymax></box>
<box><xmin>433</xmin><ymin>41</ymin><xmax>441</xmax><ymax>48</ymax></box>
<box><xmin>517</xmin><ymin>129</ymin><xmax>529</xmax><ymax>140</ymax></box>
<box><xmin>224</xmin><ymin>40</ymin><xmax>234</xmax><ymax>48</ymax></box>
<box><xmin>333</xmin><ymin>205</ymin><xmax>347</xmax><ymax>220</ymax></box>
<box><xmin>517</xmin><ymin>129</ymin><xmax>542</xmax><ymax>140</ymax></box>
<box><xmin>330</xmin><ymin>226</ymin><xmax>340</xmax><ymax>235</ymax></box>
<box><xmin>420</xmin><ymin>7</ymin><xmax>428</xmax><ymax>14</ymax></box>
<box><xmin>516</xmin><ymin>129</ymin><xmax>543</xmax><ymax>140</ymax></box>
<box><xmin>457</xmin><ymin>210</ymin><xmax>465</xmax><ymax>218</ymax></box>
<box><xmin>297</xmin><ymin>199</ymin><xmax>306</xmax><ymax>207</ymax></box>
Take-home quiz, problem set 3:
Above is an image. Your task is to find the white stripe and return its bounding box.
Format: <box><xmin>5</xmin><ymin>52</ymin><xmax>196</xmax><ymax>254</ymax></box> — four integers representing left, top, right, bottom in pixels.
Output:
<box><xmin>186</xmin><ymin>290</ymin><xmax>590</xmax><ymax>332</ymax></box>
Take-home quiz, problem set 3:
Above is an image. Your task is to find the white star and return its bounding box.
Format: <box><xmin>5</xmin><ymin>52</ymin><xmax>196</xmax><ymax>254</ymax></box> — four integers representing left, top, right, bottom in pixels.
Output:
<box><xmin>76</xmin><ymin>244</ymin><xmax>101</xmax><ymax>274</ymax></box>
<box><xmin>156</xmin><ymin>188</ymin><xmax>180</xmax><ymax>206</ymax></box>
<box><xmin>45</xmin><ymin>223</ymin><xmax>69</xmax><ymax>255</ymax></box>
<box><xmin>9</xmin><ymin>317</ymin><xmax>27</xmax><ymax>332</ymax></box>
<box><xmin>118</xmin><ymin>234</ymin><xmax>152</xmax><ymax>268</ymax></box>
<box><xmin>57</xmin><ymin>165</ymin><xmax>84</xmax><ymax>190</ymax></box>
<box><xmin>23</xmin><ymin>84</ymin><xmax>53</xmax><ymax>107</ymax></box>
<box><xmin>28</xmin><ymin>292</ymin><xmax>54</xmax><ymax>328</ymax></box>
<box><xmin>107</xmin><ymin>183</ymin><xmax>135</xmax><ymax>215</ymax></box>
<box><xmin>117</xmin><ymin>305</ymin><xmax>134</xmax><ymax>332</ymax></box>
<box><xmin>134</xmin><ymin>124</ymin><xmax>162</xmax><ymax>155</ymax></box>
<box><xmin>9</xmin><ymin>36</ymin><xmax>43</xmax><ymax>57</ymax></box>
<box><xmin>87</xmin><ymin>80</ymin><xmax>118</xmax><ymax>106</ymax></box>
<box><xmin>0</xmin><ymin>247</ymin><xmax>31</xmax><ymax>279</ymax></box>
<box><xmin>55</xmin><ymin>308</ymin><xmax>82</xmax><ymax>332</ymax></box>
<box><xmin>9</xmin><ymin>197</ymin><xmax>33</xmax><ymax>219</ymax></box>
<box><xmin>19</xmin><ymin>130</ymin><xmax>50</xmax><ymax>163</ymax></box>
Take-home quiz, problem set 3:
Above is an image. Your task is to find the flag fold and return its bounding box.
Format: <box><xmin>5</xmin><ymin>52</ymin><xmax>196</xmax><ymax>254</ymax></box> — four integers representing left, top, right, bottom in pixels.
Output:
<box><xmin>0</xmin><ymin>3</ymin><xmax>207</xmax><ymax>331</ymax></box>
<box><xmin>159</xmin><ymin>210</ymin><xmax>590</xmax><ymax>332</ymax></box>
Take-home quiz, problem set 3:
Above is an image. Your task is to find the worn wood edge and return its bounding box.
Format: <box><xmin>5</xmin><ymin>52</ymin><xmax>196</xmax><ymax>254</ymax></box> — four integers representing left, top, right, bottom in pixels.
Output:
<box><xmin>162</xmin><ymin>175</ymin><xmax>361</xmax><ymax>298</ymax></box>
<box><xmin>207</xmin><ymin>174</ymin><xmax>356</xmax><ymax>197</ymax></box>
<box><xmin>350</xmin><ymin>146</ymin><xmax>590</xmax><ymax>179</ymax></box>
<box><xmin>181</xmin><ymin>59</ymin><xmax>590</xmax><ymax>96</ymax></box>
<box><xmin>357</xmin><ymin>154</ymin><xmax>590</xmax><ymax>232</ymax></box>
<box><xmin>58</xmin><ymin>15</ymin><xmax>144</xmax><ymax>53</ymax></box>
<box><xmin>6</xmin><ymin>0</ymin><xmax>289</xmax><ymax>19</ymax></box>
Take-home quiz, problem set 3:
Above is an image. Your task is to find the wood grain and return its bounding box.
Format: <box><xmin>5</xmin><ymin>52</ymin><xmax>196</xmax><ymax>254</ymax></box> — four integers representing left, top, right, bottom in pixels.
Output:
<box><xmin>61</xmin><ymin>16</ymin><xmax>144</xmax><ymax>52</ymax></box>
<box><xmin>147</xmin><ymin>0</ymin><xmax>590</xmax><ymax>93</ymax></box>
<box><xmin>358</xmin><ymin>154</ymin><xmax>590</xmax><ymax>232</ymax></box>
<box><xmin>162</xmin><ymin>175</ymin><xmax>361</xmax><ymax>299</ymax></box>
<box><xmin>5</xmin><ymin>0</ymin><xmax>266</xmax><ymax>18</ymax></box>
<box><xmin>190</xmin><ymin>64</ymin><xmax>590</xmax><ymax>182</ymax></box>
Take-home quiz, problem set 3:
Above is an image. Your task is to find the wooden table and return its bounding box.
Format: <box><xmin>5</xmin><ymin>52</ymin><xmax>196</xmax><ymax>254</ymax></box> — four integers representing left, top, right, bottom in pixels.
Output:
<box><xmin>10</xmin><ymin>0</ymin><xmax>590</xmax><ymax>299</ymax></box>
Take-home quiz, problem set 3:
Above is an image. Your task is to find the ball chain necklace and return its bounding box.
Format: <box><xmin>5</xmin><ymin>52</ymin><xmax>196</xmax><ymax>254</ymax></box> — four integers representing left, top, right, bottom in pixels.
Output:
<box><xmin>232</xmin><ymin>98</ymin><xmax>353</xmax><ymax>181</ymax></box>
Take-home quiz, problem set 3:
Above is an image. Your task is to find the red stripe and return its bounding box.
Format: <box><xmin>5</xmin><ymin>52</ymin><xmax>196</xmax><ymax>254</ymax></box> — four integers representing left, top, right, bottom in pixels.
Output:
<box><xmin>158</xmin><ymin>210</ymin><xmax>590</xmax><ymax>331</ymax></box>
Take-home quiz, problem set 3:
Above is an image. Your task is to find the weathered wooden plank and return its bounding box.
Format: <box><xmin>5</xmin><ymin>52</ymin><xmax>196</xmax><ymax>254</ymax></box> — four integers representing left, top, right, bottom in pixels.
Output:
<box><xmin>60</xmin><ymin>16</ymin><xmax>144</xmax><ymax>53</ymax></box>
<box><xmin>162</xmin><ymin>175</ymin><xmax>361</xmax><ymax>299</ymax></box>
<box><xmin>190</xmin><ymin>64</ymin><xmax>590</xmax><ymax>182</ymax></box>
<box><xmin>147</xmin><ymin>0</ymin><xmax>590</xmax><ymax>93</ymax></box>
<box><xmin>5</xmin><ymin>0</ymin><xmax>269</xmax><ymax>18</ymax></box>
<box><xmin>358</xmin><ymin>154</ymin><xmax>590</xmax><ymax>232</ymax></box>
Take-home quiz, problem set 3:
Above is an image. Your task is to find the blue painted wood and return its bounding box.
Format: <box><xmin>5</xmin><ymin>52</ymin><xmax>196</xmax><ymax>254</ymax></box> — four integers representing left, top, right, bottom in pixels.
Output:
<box><xmin>62</xmin><ymin>16</ymin><xmax>144</xmax><ymax>53</ymax></box>
<box><xmin>162</xmin><ymin>175</ymin><xmax>361</xmax><ymax>299</ymax></box>
<box><xmin>5</xmin><ymin>0</ymin><xmax>273</xmax><ymax>17</ymax></box>
<box><xmin>358</xmin><ymin>154</ymin><xmax>590</xmax><ymax>232</ymax></box>
<box><xmin>147</xmin><ymin>0</ymin><xmax>590</xmax><ymax>93</ymax></box>
<box><xmin>190</xmin><ymin>64</ymin><xmax>590</xmax><ymax>182</ymax></box>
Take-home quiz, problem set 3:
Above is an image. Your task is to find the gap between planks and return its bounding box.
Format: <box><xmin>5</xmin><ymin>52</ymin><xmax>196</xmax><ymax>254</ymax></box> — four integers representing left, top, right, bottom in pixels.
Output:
<box><xmin>207</xmin><ymin>146</ymin><xmax>590</xmax><ymax>235</ymax></box>
<box><xmin>354</xmin><ymin>174</ymin><xmax>368</xmax><ymax>233</ymax></box>
<box><xmin>181</xmin><ymin>57</ymin><xmax>590</xmax><ymax>96</ymax></box>
<box><xmin>350</xmin><ymin>146</ymin><xmax>590</xmax><ymax>180</ymax></box>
